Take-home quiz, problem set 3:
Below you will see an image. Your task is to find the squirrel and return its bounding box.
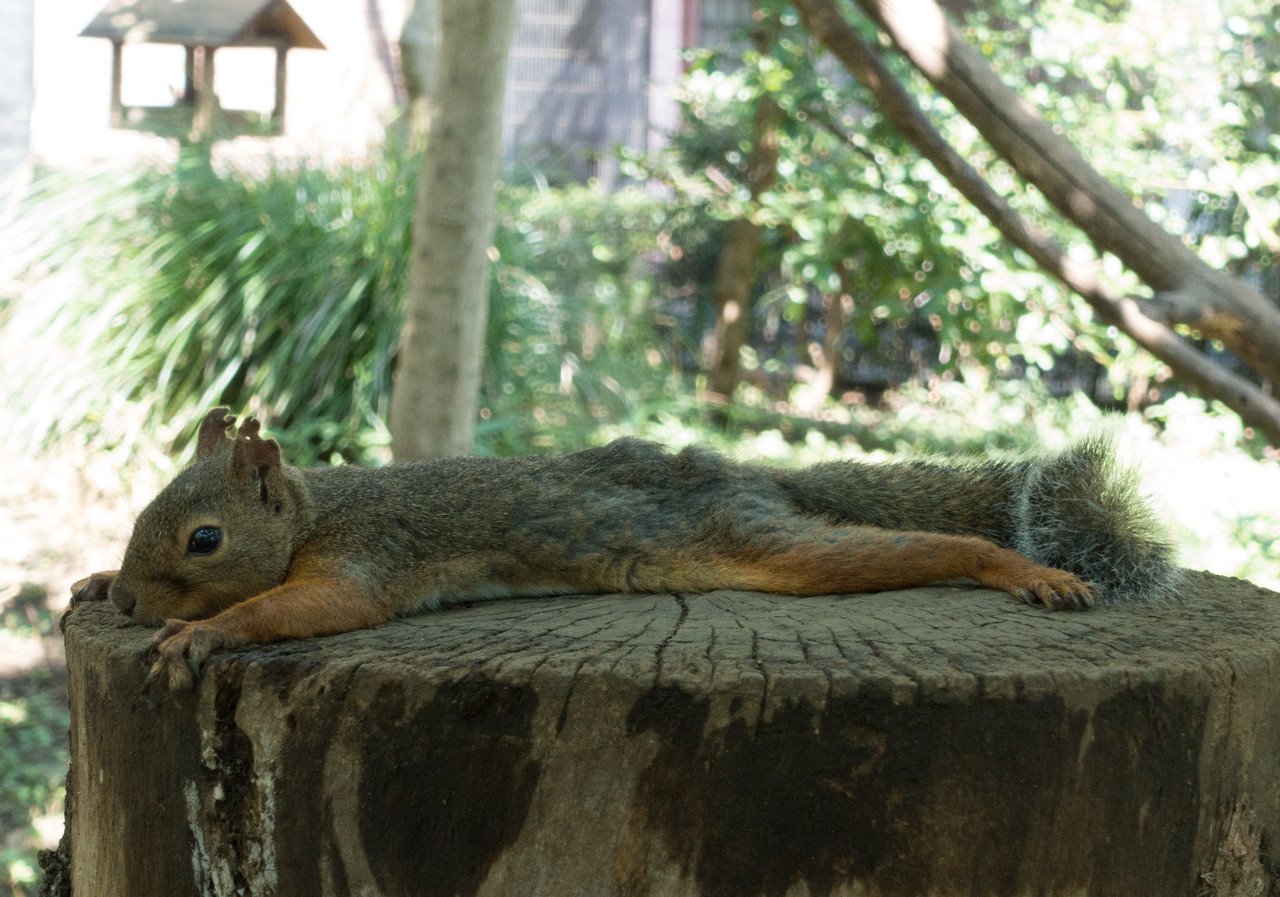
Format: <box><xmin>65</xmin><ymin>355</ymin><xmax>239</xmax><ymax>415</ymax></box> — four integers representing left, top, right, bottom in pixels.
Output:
<box><xmin>70</xmin><ymin>407</ymin><xmax>1182</xmax><ymax>690</ymax></box>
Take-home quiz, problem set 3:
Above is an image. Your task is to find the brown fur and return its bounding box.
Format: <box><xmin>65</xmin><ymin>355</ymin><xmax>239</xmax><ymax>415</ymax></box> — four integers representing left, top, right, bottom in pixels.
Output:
<box><xmin>74</xmin><ymin>408</ymin><xmax>1145</xmax><ymax>690</ymax></box>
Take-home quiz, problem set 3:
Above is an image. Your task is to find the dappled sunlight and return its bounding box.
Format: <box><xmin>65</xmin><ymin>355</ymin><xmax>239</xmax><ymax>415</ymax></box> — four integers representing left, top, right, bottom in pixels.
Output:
<box><xmin>877</xmin><ymin>0</ymin><xmax>951</xmax><ymax>79</ymax></box>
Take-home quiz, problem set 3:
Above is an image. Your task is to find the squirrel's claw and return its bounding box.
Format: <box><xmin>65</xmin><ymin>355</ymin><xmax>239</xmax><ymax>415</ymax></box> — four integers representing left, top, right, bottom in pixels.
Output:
<box><xmin>146</xmin><ymin>619</ymin><xmax>246</xmax><ymax>691</ymax></box>
<box><xmin>145</xmin><ymin>654</ymin><xmax>194</xmax><ymax>691</ymax></box>
<box><xmin>1011</xmin><ymin>573</ymin><xmax>1096</xmax><ymax>611</ymax></box>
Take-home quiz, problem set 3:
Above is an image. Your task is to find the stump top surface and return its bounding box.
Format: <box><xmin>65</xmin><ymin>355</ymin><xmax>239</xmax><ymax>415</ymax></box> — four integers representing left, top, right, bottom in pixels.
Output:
<box><xmin>62</xmin><ymin>571</ymin><xmax>1280</xmax><ymax>897</ymax></box>
<box><xmin>67</xmin><ymin>570</ymin><xmax>1279</xmax><ymax>702</ymax></box>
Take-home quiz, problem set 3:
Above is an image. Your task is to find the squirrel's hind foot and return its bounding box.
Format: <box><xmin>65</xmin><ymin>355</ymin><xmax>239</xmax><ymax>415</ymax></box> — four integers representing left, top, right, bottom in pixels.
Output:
<box><xmin>976</xmin><ymin>545</ymin><xmax>1096</xmax><ymax>611</ymax></box>
<box><xmin>1009</xmin><ymin>572</ymin><xmax>1096</xmax><ymax>611</ymax></box>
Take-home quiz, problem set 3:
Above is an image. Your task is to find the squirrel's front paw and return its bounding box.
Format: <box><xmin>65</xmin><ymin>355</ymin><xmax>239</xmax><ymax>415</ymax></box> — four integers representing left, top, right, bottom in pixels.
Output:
<box><xmin>146</xmin><ymin>620</ymin><xmax>247</xmax><ymax>690</ymax></box>
<box><xmin>63</xmin><ymin>570</ymin><xmax>120</xmax><ymax>633</ymax></box>
<box><xmin>1009</xmin><ymin>568</ymin><xmax>1096</xmax><ymax>611</ymax></box>
<box><xmin>69</xmin><ymin>570</ymin><xmax>118</xmax><ymax>606</ymax></box>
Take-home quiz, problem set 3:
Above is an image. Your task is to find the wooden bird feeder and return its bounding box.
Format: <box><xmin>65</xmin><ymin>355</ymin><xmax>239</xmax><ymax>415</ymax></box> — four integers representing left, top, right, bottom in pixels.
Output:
<box><xmin>80</xmin><ymin>0</ymin><xmax>324</xmax><ymax>141</ymax></box>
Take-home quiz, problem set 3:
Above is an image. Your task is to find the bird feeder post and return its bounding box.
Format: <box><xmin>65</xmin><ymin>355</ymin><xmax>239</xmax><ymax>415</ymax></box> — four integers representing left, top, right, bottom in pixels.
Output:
<box><xmin>272</xmin><ymin>45</ymin><xmax>287</xmax><ymax>130</ymax></box>
<box><xmin>191</xmin><ymin>46</ymin><xmax>216</xmax><ymax>141</ymax></box>
<box><xmin>181</xmin><ymin>45</ymin><xmax>197</xmax><ymax>104</ymax></box>
<box><xmin>109</xmin><ymin>40</ymin><xmax>123</xmax><ymax>128</ymax></box>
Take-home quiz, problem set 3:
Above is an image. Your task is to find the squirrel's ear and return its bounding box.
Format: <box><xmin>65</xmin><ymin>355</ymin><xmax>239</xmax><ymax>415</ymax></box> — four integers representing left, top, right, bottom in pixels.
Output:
<box><xmin>196</xmin><ymin>407</ymin><xmax>236</xmax><ymax>459</ymax></box>
<box><xmin>231</xmin><ymin>416</ymin><xmax>283</xmax><ymax>474</ymax></box>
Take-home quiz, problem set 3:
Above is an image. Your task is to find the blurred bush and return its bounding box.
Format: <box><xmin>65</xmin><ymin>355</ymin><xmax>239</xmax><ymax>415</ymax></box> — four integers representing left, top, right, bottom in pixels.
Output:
<box><xmin>625</xmin><ymin>0</ymin><xmax>1279</xmax><ymax>415</ymax></box>
<box><xmin>2</xmin><ymin>0</ymin><xmax>1276</xmax><ymax>462</ymax></box>
<box><xmin>0</xmin><ymin>148</ymin><xmax>688</xmax><ymax>463</ymax></box>
<box><xmin>2</xmin><ymin>148</ymin><xmax>410</xmax><ymax>462</ymax></box>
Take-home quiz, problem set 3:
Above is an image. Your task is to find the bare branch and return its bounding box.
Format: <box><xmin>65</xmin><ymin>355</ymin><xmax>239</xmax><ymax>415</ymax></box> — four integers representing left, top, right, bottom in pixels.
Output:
<box><xmin>838</xmin><ymin>0</ymin><xmax>1280</xmax><ymax>385</ymax></box>
<box><xmin>790</xmin><ymin>0</ymin><xmax>1280</xmax><ymax>443</ymax></box>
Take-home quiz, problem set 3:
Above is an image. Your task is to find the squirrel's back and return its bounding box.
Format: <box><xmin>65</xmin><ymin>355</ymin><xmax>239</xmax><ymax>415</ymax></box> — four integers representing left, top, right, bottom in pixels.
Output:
<box><xmin>299</xmin><ymin>435</ymin><xmax>1181</xmax><ymax>604</ymax></box>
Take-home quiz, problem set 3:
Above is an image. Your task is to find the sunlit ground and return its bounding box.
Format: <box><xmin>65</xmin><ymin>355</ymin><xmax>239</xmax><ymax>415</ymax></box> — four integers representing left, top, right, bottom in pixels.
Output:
<box><xmin>0</xmin><ymin>421</ymin><xmax>162</xmax><ymax>895</ymax></box>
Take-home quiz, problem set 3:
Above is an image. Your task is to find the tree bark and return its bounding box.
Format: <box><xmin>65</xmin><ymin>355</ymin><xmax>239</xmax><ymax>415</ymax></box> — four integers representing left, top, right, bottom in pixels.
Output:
<box><xmin>791</xmin><ymin>0</ymin><xmax>1280</xmax><ymax>444</ymax></box>
<box><xmin>704</xmin><ymin>217</ymin><xmax>769</xmax><ymax>405</ymax></box>
<box><xmin>397</xmin><ymin>0</ymin><xmax>439</xmax><ymax>132</ymax></box>
<box><xmin>389</xmin><ymin>0</ymin><xmax>516</xmax><ymax>460</ymax></box>
<box><xmin>847</xmin><ymin>0</ymin><xmax>1280</xmax><ymax>387</ymax></box>
<box><xmin>703</xmin><ymin>9</ymin><xmax>784</xmax><ymax>408</ymax></box>
<box><xmin>57</xmin><ymin>572</ymin><xmax>1280</xmax><ymax>896</ymax></box>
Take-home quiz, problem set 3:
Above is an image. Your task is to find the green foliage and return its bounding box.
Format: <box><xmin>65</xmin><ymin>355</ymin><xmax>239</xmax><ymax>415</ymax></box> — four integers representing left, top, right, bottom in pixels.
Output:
<box><xmin>627</xmin><ymin>12</ymin><xmax>1076</xmax><ymax>398</ymax></box>
<box><xmin>2</xmin><ymin>147</ymin><xmax>414</xmax><ymax>462</ymax></box>
<box><xmin>0</xmin><ymin>586</ymin><xmax>67</xmax><ymax>897</ymax></box>
<box><xmin>4</xmin><ymin>1</ymin><xmax>1275</xmax><ymax>458</ymax></box>
<box><xmin>628</xmin><ymin>0</ymin><xmax>1279</xmax><ymax>409</ymax></box>
<box><xmin>0</xmin><ymin>679</ymin><xmax>66</xmax><ymax>893</ymax></box>
<box><xmin>2</xmin><ymin>0</ymin><xmax>1280</xmax><ymax>460</ymax></box>
<box><xmin>1</xmin><ymin>151</ymin><xmax>682</xmax><ymax>462</ymax></box>
<box><xmin>958</xmin><ymin>0</ymin><xmax>1280</xmax><ymax>260</ymax></box>
<box><xmin>480</xmin><ymin>185</ymin><xmax>680</xmax><ymax>454</ymax></box>
<box><xmin>932</xmin><ymin>0</ymin><xmax>1280</xmax><ymax>377</ymax></box>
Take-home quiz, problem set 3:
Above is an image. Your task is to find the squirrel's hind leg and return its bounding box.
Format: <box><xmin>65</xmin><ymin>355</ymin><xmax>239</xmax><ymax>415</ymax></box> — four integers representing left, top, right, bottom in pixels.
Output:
<box><xmin>698</xmin><ymin>525</ymin><xmax>1095</xmax><ymax>610</ymax></box>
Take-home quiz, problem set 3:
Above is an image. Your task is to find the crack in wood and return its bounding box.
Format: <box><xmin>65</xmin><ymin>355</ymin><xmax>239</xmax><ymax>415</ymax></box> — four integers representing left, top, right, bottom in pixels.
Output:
<box><xmin>652</xmin><ymin>593</ymin><xmax>690</xmax><ymax>686</ymax></box>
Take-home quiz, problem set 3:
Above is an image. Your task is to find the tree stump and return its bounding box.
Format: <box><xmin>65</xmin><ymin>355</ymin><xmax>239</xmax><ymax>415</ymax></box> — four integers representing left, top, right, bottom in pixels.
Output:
<box><xmin>58</xmin><ymin>570</ymin><xmax>1280</xmax><ymax>897</ymax></box>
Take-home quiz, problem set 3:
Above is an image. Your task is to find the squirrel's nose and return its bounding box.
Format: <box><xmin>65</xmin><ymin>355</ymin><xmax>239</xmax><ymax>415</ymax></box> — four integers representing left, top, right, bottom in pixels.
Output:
<box><xmin>108</xmin><ymin>581</ymin><xmax>136</xmax><ymax>617</ymax></box>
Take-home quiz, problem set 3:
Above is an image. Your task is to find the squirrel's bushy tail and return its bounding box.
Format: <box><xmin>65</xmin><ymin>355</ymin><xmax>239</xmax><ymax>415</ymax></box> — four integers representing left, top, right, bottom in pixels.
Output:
<box><xmin>776</xmin><ymin>436</ymin><xmax>1182</xmax><ymax>603</ymax></box>
<box><xmin>1011</xmin><ymin>436</ymin><xmax>1183</xmax><ymax>604</ymax></box>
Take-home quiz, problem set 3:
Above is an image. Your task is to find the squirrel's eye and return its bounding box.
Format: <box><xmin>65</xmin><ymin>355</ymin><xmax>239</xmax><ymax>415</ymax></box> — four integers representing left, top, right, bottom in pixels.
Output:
<box><xmin>187</xmin><ymin>526</ymin><xmax>222</xmax><ymax>556</ymax></box>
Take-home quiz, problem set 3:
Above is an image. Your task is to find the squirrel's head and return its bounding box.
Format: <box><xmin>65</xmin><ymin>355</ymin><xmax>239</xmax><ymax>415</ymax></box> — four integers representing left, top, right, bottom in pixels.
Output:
<box><xmin>110</xmin><ymin>408</ymin><xmax>304</xmax><ymax>625</ymax></box>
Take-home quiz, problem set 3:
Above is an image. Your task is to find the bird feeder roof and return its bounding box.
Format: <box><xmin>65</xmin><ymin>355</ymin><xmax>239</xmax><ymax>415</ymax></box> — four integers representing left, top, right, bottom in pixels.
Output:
<box><xmin>80</xmin><ymin>0</ymin><xmax>324</xmax><ymax>49</ymax></box>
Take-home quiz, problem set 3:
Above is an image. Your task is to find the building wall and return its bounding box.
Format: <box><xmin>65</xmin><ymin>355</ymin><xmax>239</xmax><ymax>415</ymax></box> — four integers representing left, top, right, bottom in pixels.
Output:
<box><xmin>24</xmin><ymin>0</ymin><xmax>751</xmax><ymax>170</ymax></box>
<box><xmin>698</xmin><ymin>0</ymin><xmax>752</xmax><ymax>52</ymax></box>
<box><xmin>502</xmin><ymin>0</ymin><xmax>650</xmax><ymax>183</ymax></box>
<box><xmin>0</xmin><ymin>0</ymin><xmax>34</xmax><ymax>177</ymax></box>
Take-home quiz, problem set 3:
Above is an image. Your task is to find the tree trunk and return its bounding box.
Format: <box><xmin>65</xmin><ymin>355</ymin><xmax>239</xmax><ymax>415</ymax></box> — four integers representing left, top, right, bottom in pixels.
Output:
<box><xmin>848</xmin><ymin>0</ymin><xmax>1280</xmax><ymax>387</ymax></box>
<box><xmin>790</xmin><ymin>0</ymin><xmax>1280</xmax><ymax>445</ymax></box>
<box><xmin>56</xmin><ymin>572</ymin><xmax>1280</xmax><ymax>896</ymax></box>
<box><xmin>703</xmin><ymin>9</ymin><xmax>784</xmax><ymax>409</ymax></box>
<box><xmin>704</xmin><ymin>218</ymin><xmax>767</xmax><ymax>405</ymax></box>
<box><xmin>398</xmin><ymin>0</ymin><xmax>439</xmax><ymax>132</ymax></box>
<box><xmin>814</xmin><ymin>290</ymin><xmax>847</xmax><ymax>401</ymax></box>
<box><xmin>389</xmin><ymin>0</ymin><xmax>516</xmax><ymax>460</ymax></box>
<box><xmin>795</xmin><ymin>287</ymin><xmax>849</xmax><ymax>412</ymax></box>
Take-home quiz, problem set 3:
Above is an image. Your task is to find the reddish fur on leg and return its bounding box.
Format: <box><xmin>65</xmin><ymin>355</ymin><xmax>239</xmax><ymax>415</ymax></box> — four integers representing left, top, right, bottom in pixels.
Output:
<box><xmin>702</xmin><ymin>528</ymin><xmax>1094</xmax><ymax>610</ymax></box>
<box><xmin>147</xmin><ymin>572</ymin><xmax>394</xmax><ymax>689</ymax></box>
<box><xmin>222</xmin><ymin>576</ymin><xmax>395</xmax><ymax>643</ymax></box>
